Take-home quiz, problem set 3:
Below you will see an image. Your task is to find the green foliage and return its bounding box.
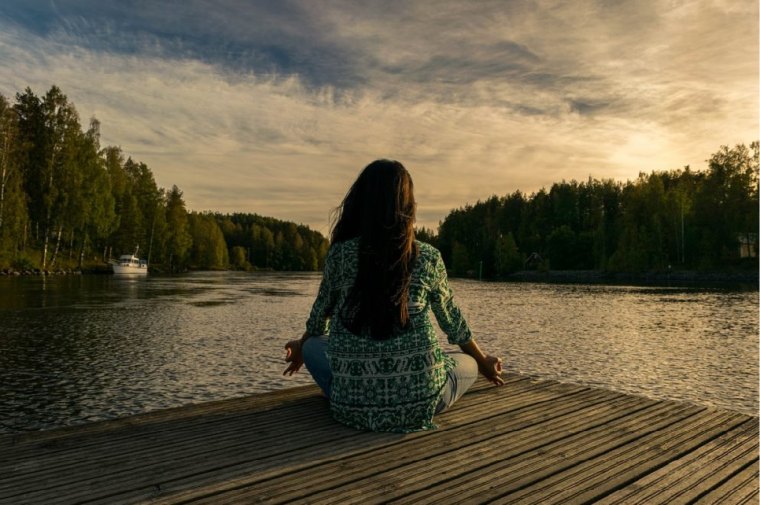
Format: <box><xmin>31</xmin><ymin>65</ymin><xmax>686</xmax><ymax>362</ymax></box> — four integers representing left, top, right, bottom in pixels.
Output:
<box><xmin>576</xmin><ymin>232</ymin><xmax>595</xmax><ymax>269</ymax></box>
<box><xmin>415</xmin><ymin>226</ymin><xmax>438</xmax><ymax>248</ymax></box>
<box><xmin>438</xmin><ymin>143</ymin><xmax>759</xmax><ymax>276</ymax></box>
<box><xmin>0</xmin><ymin>94</ymin><xmax>27</xmax><ymax>253</ymax></box>
<box><xmin>546</xmin><ymin>225</ymin><xmax>576</xmax><ymax>270</ymax></box>
<box><xmin>188</xmin><ymin>213</ymin><xmax>228</xmax><ymax>269</ymax></box>
<box><xmin>608</xmin><ymin>225</ymin><xmax>652</xmax><ymax>272</ymax></box>
<box><xmin>2</xmin><ymin>85</ymin><xmax>755</xmax><ymax>276</ymax></box>
<box><xmin>451</xmin><ymin>241</ymin><xmax>470</xmax><ymax>276</ymax></box>
<box><xmin>214</xmin><ymin>213</ymin><xmax>328</xmax><ymax>271</ymax></box>
<box><xmin>230</xmin><ymin>246</ymin><xmax>249</xmax><ymax>270</ymax></box>
<box><xmin>0</xmin><ymin>85</ymin><xmax>329</xmax><ymax>273</ymax></box>
<box><xmin>494</xmin><ymin>232</ymin><xmax>521</xmax><ymax>276</ymax></box>
<box><xmin>11</xmin><ymin>253</ymin><xmax>34</xmax><ymax>271</ymax></box>
<box><xmin>165</xmin><ymin>185</ymin><xmax>192</xmax><ymax>270</ymax></box>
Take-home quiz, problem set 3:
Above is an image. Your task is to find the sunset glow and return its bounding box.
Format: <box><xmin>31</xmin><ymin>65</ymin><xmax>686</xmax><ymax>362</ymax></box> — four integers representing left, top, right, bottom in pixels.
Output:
<box><xmin>0</xmin><ymin>0</ymin><xmax>756</xmax><ymax>231</ymax></box>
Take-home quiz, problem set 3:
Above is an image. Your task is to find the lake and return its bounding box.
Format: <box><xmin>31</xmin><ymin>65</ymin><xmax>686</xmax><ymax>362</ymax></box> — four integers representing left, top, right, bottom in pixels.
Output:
<box><xmin>1</xmin><ymin>272</ymin><xmax>757</xmax><ymax>433</ymax></box>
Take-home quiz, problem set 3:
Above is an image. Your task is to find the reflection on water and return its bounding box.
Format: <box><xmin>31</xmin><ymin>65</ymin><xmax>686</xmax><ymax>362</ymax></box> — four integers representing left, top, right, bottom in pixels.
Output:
<box><xmin>0</xmin><ymin>273</ymin><xmax>757</xmax><ymax>432</ymax></box>
<box><xmin>449</xmin><ymin>280</ymin><xmax>758</xmax><ymax>417</ymax></box>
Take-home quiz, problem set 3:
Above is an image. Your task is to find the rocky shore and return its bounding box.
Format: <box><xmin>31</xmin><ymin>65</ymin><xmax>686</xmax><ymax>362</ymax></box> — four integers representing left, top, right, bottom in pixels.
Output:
<box><xmin>0</xmin><ymin>267</ymin><xmax>112</xmax><ymax>276</ymax></box>
<box><xmin>3</xmin><ymin>267</ymin><xmax>757</xmax><ymax>283</ymax></box>
<box><xmin>1</xmin><ymin>265</ymin><xmax>190</xmax><ymax>276</ymax></box>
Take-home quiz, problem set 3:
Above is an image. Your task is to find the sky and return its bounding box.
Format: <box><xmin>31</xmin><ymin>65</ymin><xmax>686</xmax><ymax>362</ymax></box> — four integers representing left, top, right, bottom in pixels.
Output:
<box><xmin>0</xmin><ymin>0</ymin><xmax>757</xmax><ymax>233</ymax></box>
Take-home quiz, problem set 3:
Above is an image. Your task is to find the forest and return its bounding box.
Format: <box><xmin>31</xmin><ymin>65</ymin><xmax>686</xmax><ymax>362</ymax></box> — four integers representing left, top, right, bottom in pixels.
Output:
<box><xmin>0</xmin><ymin>85</ymin><xmax>756</xmax><ymax>276</ymax></box>
<box><xmin>428</xmin><ymin>142</ymin><xmax>758</xmax><ymax>277</ymax></box>
<box><xmin>0</xmin><ymin>85</ymin><xmax>329</xmax><ymax>272</ymax></box>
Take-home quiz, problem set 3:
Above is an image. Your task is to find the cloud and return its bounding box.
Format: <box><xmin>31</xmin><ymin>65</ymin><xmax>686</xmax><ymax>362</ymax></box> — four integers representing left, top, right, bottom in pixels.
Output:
<box><xmin>0</xmin><ymin>0</ymin><xmax>756</xmax><ymax>232</ymax></box>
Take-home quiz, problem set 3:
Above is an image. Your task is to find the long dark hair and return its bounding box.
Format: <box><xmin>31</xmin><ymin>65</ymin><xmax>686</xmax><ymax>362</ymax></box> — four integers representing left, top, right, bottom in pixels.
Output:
<box><xmin>330</xmin><ymin>159</ymin><xmax>419</xmax><ymax>340</ymax></box>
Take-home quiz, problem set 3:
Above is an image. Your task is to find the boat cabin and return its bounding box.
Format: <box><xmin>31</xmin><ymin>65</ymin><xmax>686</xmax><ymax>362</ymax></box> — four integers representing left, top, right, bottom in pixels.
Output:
<box><xmin>117</xmin><ymin>255</ymin><xmax>147</xmax><ymax>267</ymax></box>
<box><xmin>118</xmin><ymin>255</ymin><xmax>140</xmax><ymax>266</ymax></box>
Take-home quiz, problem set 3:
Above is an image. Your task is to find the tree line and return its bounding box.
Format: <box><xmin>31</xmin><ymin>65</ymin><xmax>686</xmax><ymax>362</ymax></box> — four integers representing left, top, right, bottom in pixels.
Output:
<box><xmin>428</xmin><ymin>142</ymin><xmax>758</xmax><ymax>277</ymax></box>
<box><xmin>1</xmin><ymin>85</ymin><xmax>756</xmax><ymax>276</ymax></box>
<box><xmin>0</xmin><ymin>85</ymin><xmax>329</xmax><ymax>272</ymax></box>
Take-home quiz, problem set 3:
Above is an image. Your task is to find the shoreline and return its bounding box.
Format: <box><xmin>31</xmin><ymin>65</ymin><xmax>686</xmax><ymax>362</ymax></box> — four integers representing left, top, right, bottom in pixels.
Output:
<box><xmin>0</xmin><ymin>266</ymin><xmax>186</xmax><ymax>276</ymax></box>
<box><xmin>3</xmin><ymin>267</ymin><xmax>758</xmax><ymax>284</ymax></box>
<box><xmin>498</xmin><ymin>269</ymin><xmax>758</xmax><ymax>284</ymax></box>
<box><xmin>0</xmin><ymin>267</ymin><xmax>106</xmax><ymax>276</ymax></box>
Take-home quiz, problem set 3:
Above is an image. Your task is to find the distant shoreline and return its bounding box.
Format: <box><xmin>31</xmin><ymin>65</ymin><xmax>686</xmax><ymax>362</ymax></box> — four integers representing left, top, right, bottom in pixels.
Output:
<box><xmin>2</xmin><ymin>268</ymin><xmax>91</xmax><ymax>276</ymax></box>
<box><xmin>3</xmin><ymin>267</ymin><xmax>757</xmax><ymax>285</ymax></box>
<box><xmin>497</xmin><ymin>269</ymin><xmax>758</xmax><ymax>285</ymax></box>
<box><xmin>0</xmin><ymin>265</ymin><xmax>285</xmax><ymax>276</ymax></box>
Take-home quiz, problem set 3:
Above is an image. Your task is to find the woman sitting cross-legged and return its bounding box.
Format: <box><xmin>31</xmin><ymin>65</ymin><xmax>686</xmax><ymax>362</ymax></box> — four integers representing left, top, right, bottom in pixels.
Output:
<box><xmin>283</xmin><ymin>159</ymin><xmax>504</xmax><ymax>433</ymax></box>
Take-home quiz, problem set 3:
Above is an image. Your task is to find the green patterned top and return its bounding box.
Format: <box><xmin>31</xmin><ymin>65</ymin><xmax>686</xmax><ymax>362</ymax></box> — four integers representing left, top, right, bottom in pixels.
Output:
<box><xmin>306</xmin><ymin>238</ymin><xmax>472</xmax><ymax>433</ymax></box>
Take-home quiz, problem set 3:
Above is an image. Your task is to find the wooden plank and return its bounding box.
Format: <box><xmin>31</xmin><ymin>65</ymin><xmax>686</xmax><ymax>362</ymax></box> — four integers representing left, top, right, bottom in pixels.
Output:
<box><xmin>598</xmin><ymin>420</ymin><xmax>759</xmax><ymax>504</ymax></box>
<box><xmin>183</xmin><ymin>391</ymin><xmax>647</xmax><ymax>504</ymax></box>
<box><xmin>262</xmin><ymin>396</ymin><xmax>659</xmax><ymax>505</ymax></box>
<box><xmin>390</xmin><ymin>402</ymin><xmax>706</xmax><ymax>504</ymax></box>
<box><xmin>4</xmin><ymin>377</ymin><xmax>531</xmax><ymax>483</ymax></box>
<box><xmin>1</xmin><ymin>378</ymin><xmax>557</xmax><ymax>504</ymax></box>
<box><xmin>2</xmin><ymin>375</ymin><xmax>523</xmax><ymax>469</ymax></box>
<box><xmin>487</xmin><ymin>411</ymin><xmax>749</xmax><ymax>504</ymax></box>
<box><xmin>1</xmin><ymin>384</ymin><xmax>322</xmax><ymax>451</ymax></box>
<box><xmin>1</xmin><ymin>389</ymin><xmax>328</xmax><ymax>475</ymax></box>
<box><xmin>2</xmin><ymin>374</ymin><xmax>755</xmax><ymax>505</ymax></box>
<box><xmin>97</xmin><ymin>381</ymin><xmax>580</xmax><ymax>505</ymax></box>
<box><xmin>1</xmin><ymin>416</ymin><xmax>358</xmax><ymax>504</ymax></box>
<box><xmin>4</xmin><ymin>377</ymin><xmax>527</xmax><ymax>479</ymax></box>
<box><xmin>334</xmin><ymin>398</ymin><xmax>688</xmax><ymax>503</ymax></box>
<box><xmin>3</xmin><ymin>398</ymin><xmax>331</xmax><ymax>476</ymax></box>
<box><xmin>695</xmin><ymin>460</ymin><xmax>760</xmax><ymax>505</ymax></box>
<box><xmin>2</xmin><ymin>400</ymin><xmax>335</xmax><ymax>483</ymax></box>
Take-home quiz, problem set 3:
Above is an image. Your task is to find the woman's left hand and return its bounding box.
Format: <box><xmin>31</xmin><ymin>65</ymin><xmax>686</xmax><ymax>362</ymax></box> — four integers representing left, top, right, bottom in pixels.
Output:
<box><xmin>283</xmin><ymin>339</ymin><xmax>304</xmax><ymax>376</ymax></box>
<box><xmin>478</xmin><ymin>355</ymin><xmax>505</xmax><ymax>386</ymax></box>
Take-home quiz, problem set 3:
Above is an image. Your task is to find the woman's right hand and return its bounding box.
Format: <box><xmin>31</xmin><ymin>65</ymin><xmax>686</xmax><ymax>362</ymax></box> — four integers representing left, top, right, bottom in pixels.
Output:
<box><xmin>283</xmin><ymin>339</ymin><xmax>304</xmax><ymax>376</ymax></box>
<box><xmin>478</xmin><ymin>355</ymin><xmax>505</xmax><ymax>386</ymax></box>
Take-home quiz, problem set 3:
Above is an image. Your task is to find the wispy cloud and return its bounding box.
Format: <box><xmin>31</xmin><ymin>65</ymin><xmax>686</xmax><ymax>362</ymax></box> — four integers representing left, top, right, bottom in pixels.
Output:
<box><xmin>0</xmin><ymin>0</ymin><xmax>756</xmax><ymax>231</ymax></box>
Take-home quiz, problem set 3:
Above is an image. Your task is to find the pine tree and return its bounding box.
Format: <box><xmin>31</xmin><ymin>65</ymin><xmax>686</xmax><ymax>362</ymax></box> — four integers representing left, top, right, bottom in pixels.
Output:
<box><xmin>165</xmin><ymin>185</ymin><xmax>191</xmax><ymax>271</ymax></box>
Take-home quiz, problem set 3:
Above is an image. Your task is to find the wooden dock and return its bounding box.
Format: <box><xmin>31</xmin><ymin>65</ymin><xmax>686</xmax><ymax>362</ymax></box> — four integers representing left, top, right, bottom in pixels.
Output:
<box><xmin>2</xmin><ymin>374</ymin><xmax>757</xmax><ymax>504</ymax></box>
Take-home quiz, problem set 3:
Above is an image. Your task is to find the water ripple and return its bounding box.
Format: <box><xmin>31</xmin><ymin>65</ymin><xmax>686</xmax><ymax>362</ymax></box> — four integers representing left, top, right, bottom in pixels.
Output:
<box><xmin>0</xmin><ymin>273</ymin><xmax>756</xmax><ymax>433</ymax></box>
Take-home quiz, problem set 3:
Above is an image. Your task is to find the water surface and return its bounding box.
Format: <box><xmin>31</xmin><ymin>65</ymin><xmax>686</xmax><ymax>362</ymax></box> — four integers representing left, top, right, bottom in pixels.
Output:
<box><xmin>1</xmin><ymin>272</ymin><xmax>757</xmax><ymax>432</ymax></box>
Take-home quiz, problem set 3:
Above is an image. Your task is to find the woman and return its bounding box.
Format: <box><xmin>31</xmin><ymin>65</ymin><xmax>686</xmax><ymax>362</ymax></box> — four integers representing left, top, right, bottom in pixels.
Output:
<box><xmin>283</xmin><ymin>159</ymin><xmax>504</xmax><ymax>433</ymax></box>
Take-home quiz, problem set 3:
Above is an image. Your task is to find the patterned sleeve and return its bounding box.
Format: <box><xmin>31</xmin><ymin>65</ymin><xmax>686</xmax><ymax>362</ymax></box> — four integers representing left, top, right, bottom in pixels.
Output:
<box><xmin>429</xmin><ymin>249</ymin><xmax>473</xmax><ymax>345</ymax></box>
<box><xmin>305</xmin><ymin>246</ymin><xmax>336</xmax><ymax>336</ymax></box>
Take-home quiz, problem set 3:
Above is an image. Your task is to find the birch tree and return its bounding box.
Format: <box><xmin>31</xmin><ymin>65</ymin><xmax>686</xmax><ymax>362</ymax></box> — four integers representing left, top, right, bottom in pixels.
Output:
<box><xmin>0</xmin><ymin>94</ymin><xmax>26</xmax><ymax>254</ymax></box>
<box><xmin>15</xmin><ymin>86</ymin><xmax>80</xmax><ymax>269</ymax></box>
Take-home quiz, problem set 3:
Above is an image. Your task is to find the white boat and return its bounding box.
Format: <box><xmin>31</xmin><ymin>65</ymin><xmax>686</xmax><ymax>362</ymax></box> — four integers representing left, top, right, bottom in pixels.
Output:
<box><xmin>111</xmin><ymin>247</ymin><xmax>148</xmax><ymax>275</ymax></box>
